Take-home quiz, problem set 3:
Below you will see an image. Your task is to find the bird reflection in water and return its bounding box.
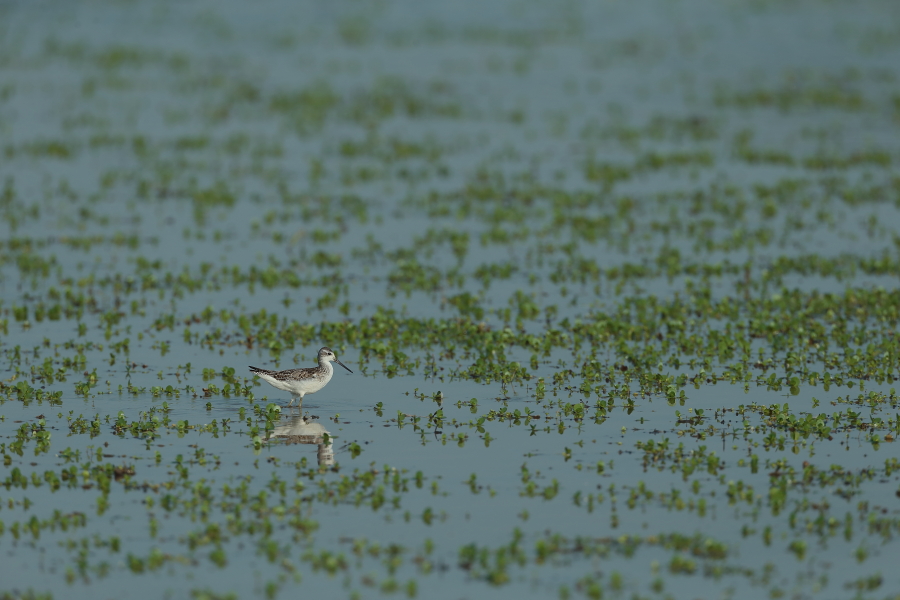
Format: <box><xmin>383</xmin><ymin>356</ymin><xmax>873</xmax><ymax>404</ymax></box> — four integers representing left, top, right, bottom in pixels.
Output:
<box><xmin>264</xmin><ymin>415</ymin><xmax>334</xmax><ymax>466</ymax></box>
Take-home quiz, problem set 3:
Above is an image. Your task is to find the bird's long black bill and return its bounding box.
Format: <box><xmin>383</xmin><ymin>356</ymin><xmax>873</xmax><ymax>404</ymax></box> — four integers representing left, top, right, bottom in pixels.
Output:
<box><xmin>336</xmin><ymin>359</ymin><xmax>353</xmax><ymax>373</ymax></box>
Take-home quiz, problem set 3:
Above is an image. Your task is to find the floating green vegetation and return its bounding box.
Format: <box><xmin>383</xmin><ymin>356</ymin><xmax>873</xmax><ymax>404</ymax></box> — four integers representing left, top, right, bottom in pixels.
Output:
<box><xmin>3</xmin><ymin>1</ymin><xmax>900</xmax><ymax>599</ymax></box>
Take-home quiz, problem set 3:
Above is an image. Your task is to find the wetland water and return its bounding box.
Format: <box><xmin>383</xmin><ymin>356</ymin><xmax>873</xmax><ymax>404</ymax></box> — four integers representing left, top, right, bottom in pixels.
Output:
<box><xmin>2</xmin><ymin>0</ymin><xmax>900</xmax><ymax>598</ymax></box>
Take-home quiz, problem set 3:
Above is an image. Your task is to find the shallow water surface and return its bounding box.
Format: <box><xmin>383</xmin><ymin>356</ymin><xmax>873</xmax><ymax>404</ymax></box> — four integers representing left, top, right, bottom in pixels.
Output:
<box><xmin>2</xmin><ymin>1</ymin><xmax>900</xmax><ymax>599</ymax></box>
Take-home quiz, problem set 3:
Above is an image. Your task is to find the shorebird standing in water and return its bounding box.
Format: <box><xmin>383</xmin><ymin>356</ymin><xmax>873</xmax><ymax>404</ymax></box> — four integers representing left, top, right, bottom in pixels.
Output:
<box><xmin>249</xmin><ymin>347</ymin><xmax>352</xmax><ymax>409</ymax></box>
